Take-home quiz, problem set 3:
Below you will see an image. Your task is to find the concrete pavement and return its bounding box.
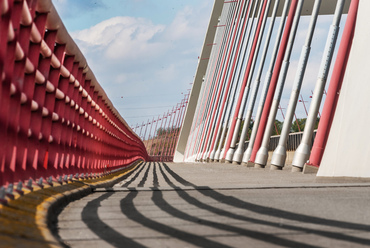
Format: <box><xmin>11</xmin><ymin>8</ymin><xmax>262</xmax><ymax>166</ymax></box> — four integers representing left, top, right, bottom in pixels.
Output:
<box><xmin>0</xmin><ymin>161</ymin><xmax>144</xmax><ymax>248</ymax></box>
<box><xmin>58</xmin><ymin>162</ymin><xmax>370</xmax><ymax>248</ymax></box>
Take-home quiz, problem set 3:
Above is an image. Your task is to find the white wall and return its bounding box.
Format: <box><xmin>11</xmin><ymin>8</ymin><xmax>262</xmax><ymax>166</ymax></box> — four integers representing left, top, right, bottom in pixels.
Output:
<box><xmin>318</xmin><ymin>0</ymin><xmax>370</xmax><ymax>177</ymax></box>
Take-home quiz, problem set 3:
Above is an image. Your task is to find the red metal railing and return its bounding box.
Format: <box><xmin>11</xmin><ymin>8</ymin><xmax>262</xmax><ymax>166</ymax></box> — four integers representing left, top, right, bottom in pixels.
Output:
<box><xmin>0</xmin><ymin>0</ymin><xmax>148</xmax><ymax>196</ymax></box>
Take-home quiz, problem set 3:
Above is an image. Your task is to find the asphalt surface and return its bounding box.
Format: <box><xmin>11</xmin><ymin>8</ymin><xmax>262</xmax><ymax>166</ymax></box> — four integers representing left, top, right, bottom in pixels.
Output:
<box><xmin>57</xmin><ymin>162</ymin><xmax>370</xmax><ymax>248</ymax></box>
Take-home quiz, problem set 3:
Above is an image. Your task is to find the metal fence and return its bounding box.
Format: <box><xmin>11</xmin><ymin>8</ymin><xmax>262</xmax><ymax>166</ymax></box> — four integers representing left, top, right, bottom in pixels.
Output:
<box><xmin>244</xmin><ymin>130</ymin><xmax>317</xmax><ymax>152</ymax></box>
<box><xmin>0</xmin><ymin>0</ymin><xmax>148</xmax><ymax>194</ymax></box>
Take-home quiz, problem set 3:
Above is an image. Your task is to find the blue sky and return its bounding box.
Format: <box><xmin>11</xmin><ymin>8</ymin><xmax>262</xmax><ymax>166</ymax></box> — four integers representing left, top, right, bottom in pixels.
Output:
<box><xmin>53</xmin><ymin>0</ymin><xmax>208</xmax><ymax>31</ymax></box>
<box><xmin>52</xmin><ymin>0</ymin><xmax>346</xmax><ymax>133</ymax></box>
<box><xmin>52</xmin><ymin>0</ymin><xmax>214</xmax><ymax>129</ymax></box>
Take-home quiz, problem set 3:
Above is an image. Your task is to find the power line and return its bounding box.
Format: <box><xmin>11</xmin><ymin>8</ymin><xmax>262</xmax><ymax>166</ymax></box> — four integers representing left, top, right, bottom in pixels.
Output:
<box><xmin>116</xmin><ymin>93</ymin><xmax>178</xmax><ymax>99</ymax></box>
<box><xmin>117</xmin><ymin>105</ymin><xmax>174</xmax><ymax>110</ymax></box>
<box><xmin>124</xmin><ymin>114</ymin><xmax>160</xmax><ymax>119</ymax></box>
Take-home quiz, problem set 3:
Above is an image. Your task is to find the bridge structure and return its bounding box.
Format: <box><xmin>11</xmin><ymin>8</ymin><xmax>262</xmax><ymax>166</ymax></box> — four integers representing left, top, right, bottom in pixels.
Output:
<box><xmin>1</xmin><ymin>0</ymin><xmax>370</xmax><ymax>247</ymax></box>
<box><xmin>133</xmin><ymin>92</ymin><xmax>190</xmax><ymax>163</ymax></box>
<box><xmin>175</xmin><ymin>0</ymin><xmax>370</xmax><ymax>178</ymax></box>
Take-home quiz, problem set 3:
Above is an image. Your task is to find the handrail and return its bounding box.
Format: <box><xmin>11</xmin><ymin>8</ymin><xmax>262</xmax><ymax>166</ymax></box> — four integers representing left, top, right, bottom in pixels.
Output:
<box><xmin>243</xmin><ymin>130</ymin><xmax>317</xmax><ymax>152</ymax></box>
<box><xmin>0</xmin><ymin>0</ymin><xmax>148</xmax><ymax>200</ymax></box>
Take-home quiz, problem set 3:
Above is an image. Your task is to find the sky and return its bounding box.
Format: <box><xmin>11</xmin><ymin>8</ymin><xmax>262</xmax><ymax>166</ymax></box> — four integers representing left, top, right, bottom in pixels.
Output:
<box><xmin>52</xmin><ymin>0</ymin><xmax>214</xmax><ymax>129</ymax></box>
<box><xmin>52</xmin><ymin>0</ymin><xmax>346</xmax><ymax>133</ymax></box>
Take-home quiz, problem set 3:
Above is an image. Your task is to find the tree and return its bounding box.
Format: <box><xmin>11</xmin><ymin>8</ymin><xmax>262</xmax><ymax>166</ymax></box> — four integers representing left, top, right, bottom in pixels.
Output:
<box><xmin>156</xmin><ymin>127</ymin><xmax>166</xmax><ymax>136</ymax></box>
<box><xmin>290</xmin><ymin>117</ymin><xmax>320</xmax><ymax>133</ymax></box>
<box><xmin>271</xmin><ymin>119</ymin><xmax>283</xmax><ymax>136</ymax></box>
<box><xmin>236</xmin><ymin>119</ymin><xmax>254</xmax><ymax>141</ymax></box>
<box><xmin>150</xmin><ymin>126</ymin><xmax>181</xmax><ymax>156</ymax></box>
<box><xmin>291</xmin><ymin>118</ymin><xmax>306</xmax><ymax>132</ymax></box>
<box><xmin>314</xmin><ymin>117</ymin><xmax>320</xmax><ymax>129</ymax></box>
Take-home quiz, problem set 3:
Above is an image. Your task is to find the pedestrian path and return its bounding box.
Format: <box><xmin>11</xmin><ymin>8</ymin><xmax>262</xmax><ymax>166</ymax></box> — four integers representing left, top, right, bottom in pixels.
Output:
<box><xmin>58</xmin><ymin>162</ymin><xmax>370</xmax><ymax>248</ymax></box>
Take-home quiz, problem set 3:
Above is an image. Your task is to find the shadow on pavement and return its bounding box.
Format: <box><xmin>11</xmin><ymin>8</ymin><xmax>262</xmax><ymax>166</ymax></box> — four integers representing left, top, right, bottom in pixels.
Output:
<box><xmin>120</xmin><ymin>190</ymin><xmax>232</xmax><ymax>248</ymax></box>
<box><xmin>120</xmin><ymin>162</ymin><xmax>147</xmax><ymax>187</ymax></box>
<box><xmin>81</xmin><ymin>192</ymin><xmax>146</xmax><ymax>248</ymax></box>
<box><xmin>137</xmin><ymin>162</ymin><xmax>151</xmax><ymax>187</ymax></box>
<box><xmin>161</xmin><ymin>162</ymin><xmax>370</xmax><ymax>246</ymax></box>
<box><xmin>153</xmin><ymin>166</ymin><xmax>319</xmax><ymax>247</ymax></box>
<box><xmin>77</xmin><ymin>162</ymin><xmax>370</xmax><ymax>247</ymax></box>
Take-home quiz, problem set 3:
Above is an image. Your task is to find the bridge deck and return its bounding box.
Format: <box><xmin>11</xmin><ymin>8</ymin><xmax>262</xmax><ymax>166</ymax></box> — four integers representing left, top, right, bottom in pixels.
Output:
<box><xmin>58</xmin><ymin>162</ymin><xmax>370</xmax><ymax>248</ymax></box>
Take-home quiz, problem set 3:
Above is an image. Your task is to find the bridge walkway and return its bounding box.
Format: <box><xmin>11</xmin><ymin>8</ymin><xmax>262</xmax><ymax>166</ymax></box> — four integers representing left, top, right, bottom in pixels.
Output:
<box><xmin>58</xmin><ymin>162</ymin><xmax>370</xmax><ymax>248</ymax></box>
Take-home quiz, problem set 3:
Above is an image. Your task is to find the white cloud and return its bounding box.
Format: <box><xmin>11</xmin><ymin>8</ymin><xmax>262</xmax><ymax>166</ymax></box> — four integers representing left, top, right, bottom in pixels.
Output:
<box><xmin>71</xmin><ymin>17</ymin><xmax>166</xmax><ymax>60</ymax></box>
<box><xmin>166</xmin><ymin>6</ymin><xmax>199</xmax><ymax>40</ymax></box>
<box><xmin>67</xmin><ymin>2</ymin><xmax>213</xmax><ymax>126</ymax></box>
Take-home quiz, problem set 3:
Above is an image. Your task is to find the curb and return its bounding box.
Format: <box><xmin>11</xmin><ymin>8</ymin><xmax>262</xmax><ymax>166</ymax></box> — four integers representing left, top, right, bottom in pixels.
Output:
<box><xmin>0</xmin><ymin>160</ymin><xmax>143</xmax><ymax>248</ymax></box>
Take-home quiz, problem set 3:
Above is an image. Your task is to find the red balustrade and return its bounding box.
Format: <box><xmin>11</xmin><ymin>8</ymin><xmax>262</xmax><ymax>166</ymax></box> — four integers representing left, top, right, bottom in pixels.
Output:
<box><xmin>0</xmin><ymin>0</ymin><xmax>148</xmax><ymax>191</ymax></box>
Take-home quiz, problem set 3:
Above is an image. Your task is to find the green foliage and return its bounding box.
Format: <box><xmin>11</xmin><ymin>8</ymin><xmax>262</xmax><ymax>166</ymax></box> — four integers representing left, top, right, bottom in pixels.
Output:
<box><xmin>156</xmin><ymin>127</ymin><xmax>180</xmax><ymax>137</ymax></box>
<box><xmin>314</xmin><ymin>117</ymin><xmax>320</xmax><ymax>129</ymax></box>
<box><xmin>271</xmin><ymin>119</ymin><xmax>283</xmax><ymax>136</ymax></box>
<box><xmin>148</xmin><ymin>126</ymin><xmax>181</xmax><ymax>156</ymax></box>
<box><xmin>244</xmin><ymin>120</ymin><xmax>254</xmax><ymax>141</ymax></box>
<box><xmin>291</xmin><ymin>118</ymin><xmax>306</xmax><ymax>132</ymax></box>
<box><xmin>290</xmin><ymin>117</ymin><xmax>320</xmax><ymax>133</ymax></box>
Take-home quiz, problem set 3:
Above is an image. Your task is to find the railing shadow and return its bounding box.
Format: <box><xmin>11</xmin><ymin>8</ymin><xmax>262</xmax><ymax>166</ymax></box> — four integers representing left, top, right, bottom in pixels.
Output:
<box><xmin>121</xmin><ymin>162</ymin><xmax>147</xmax><ymax>187</ymax></box>
<box><xmin>152</xmin><ymin>162</ymin><xmax>160</xmax><ymax>187</ymax></box>
<box><xmin>120</xmin><ymin>190</ymin><xmax>232</xmax><ymax>248</ymax></box>
<box><xmin>77</xmin><ymin>162</ymin><xmax>370</xmax><ymax>247</ymax></box>
<box><xmin>80</xmin><ymin>192</ymin><xmax>146</xmax><ymax>248</ymax></box>
<box><xmin>160</xmin><ymin>162</ymin><xmax>370</xmax><ymax>246</ymax></box>
<box><xmin>150</xmin><ymin>181</ymin><xmax>319</xmax><ymax>247</ymax></box>
<box><xmin>137</xmin><ymin>162</ymin><xmax>151</xmax><ymax>187</ymax></box>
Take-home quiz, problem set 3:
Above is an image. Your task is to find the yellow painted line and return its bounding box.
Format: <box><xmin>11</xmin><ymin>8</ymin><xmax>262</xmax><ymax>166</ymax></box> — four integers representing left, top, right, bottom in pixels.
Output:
<box><xmin>0</xmin><ymin>160</ymin><xmax>144</xmax><ymax>248</ymax></box>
